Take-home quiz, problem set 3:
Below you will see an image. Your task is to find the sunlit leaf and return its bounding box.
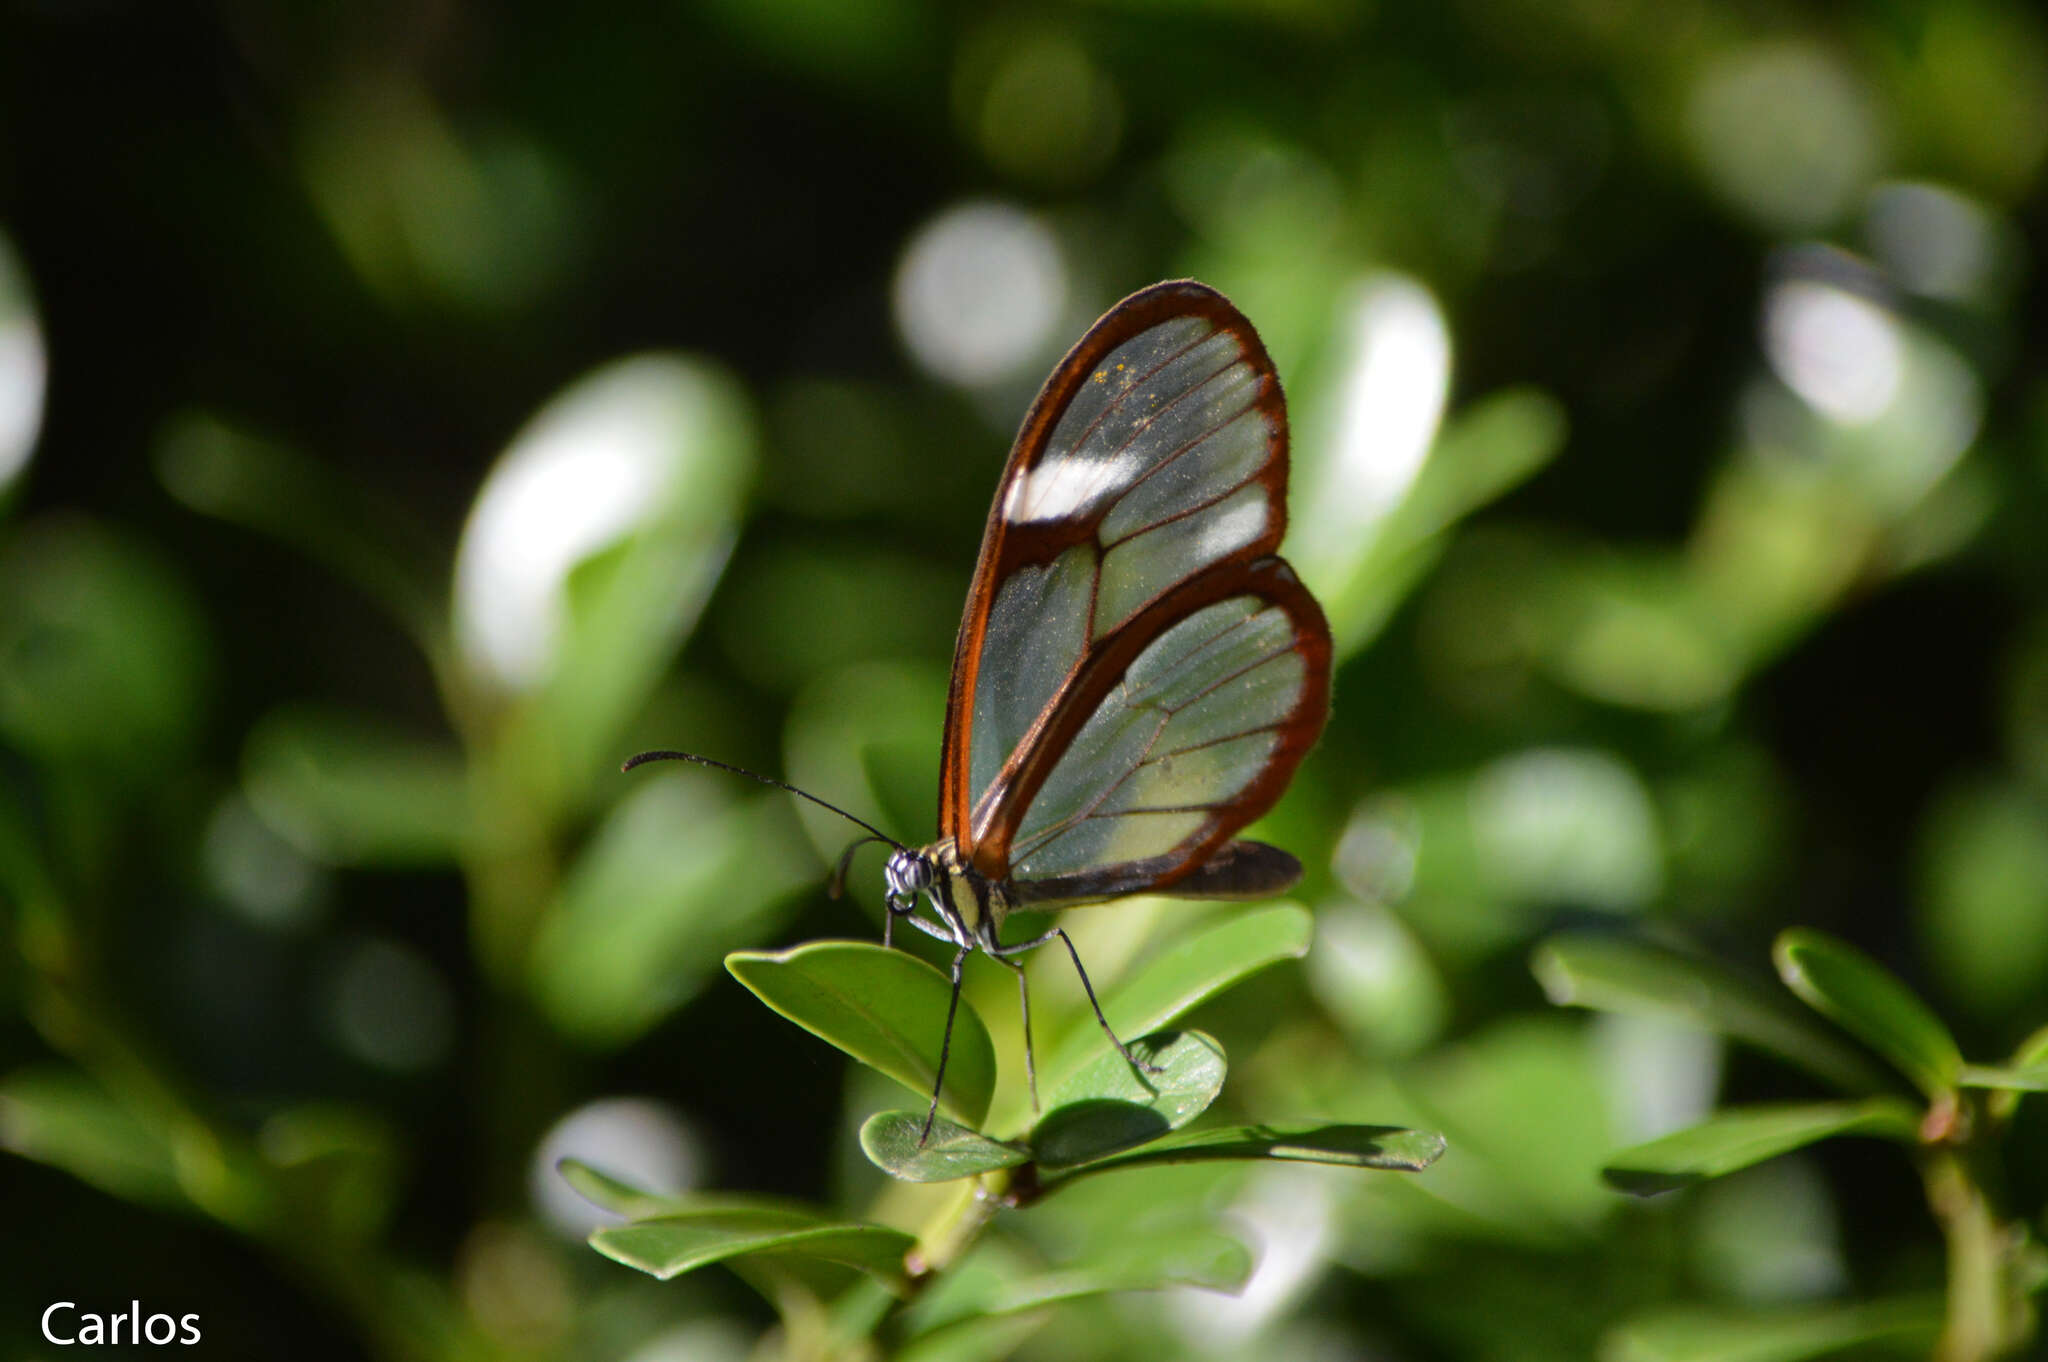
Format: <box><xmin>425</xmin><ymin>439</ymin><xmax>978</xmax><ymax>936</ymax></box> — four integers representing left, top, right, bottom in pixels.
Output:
<box><xmin>1534</xmin><ymin>934</ymin><xmax>1894</xmax><ymax>1093</ymax></box>
<box><xmin>242</xmin><ymin>705</ymin><xmax>467</xmax><ymax>868</ymax></box>
<box><xmin>590</xmin><ymin>1205</ymin><xmax>913</xmax><ymax>1290</ymax></box>
<box><xmin>1038</xmin><ymin>904</ymin><xmax>1310</xmax><ymax>1093</ymax></box>
<box><xmin>1602</xmin><ymin>1294</ymin><xmax>1943</xmax><ymax>1362</ymax></box>
<box><xmin>1602</xmin><ymin>1099</ymin><xmax>1921</xmax><ymax>1196</ymax></box>
<box><xmin>727</xmin><ymin>941</ymin><xmax>997</xmax><ymax>1128</ymax></box>
<box><xmin>1774</xmin><ymin>930</ymin><xmax>1962</xmax><ymax>1097</ymax></box>
<box><xmin>1319</xmin><ymin>385</ymin><xmax>1566</xmax><ymax>654</ymax></box>
<box><xmin>461</xmin><ymin>355</ymin><xmax>755</xmax><ymax>807</ymax></box>
<box><xmin>859</xmin><ymin>1113</ymin><xmax>1029</xmax><ymax>1183</ymax></box>
<box><xmin>1029</xmin><ymin>1031</ymin><xmax>1226</xmax><ymax>1168</ymax></box>
<box><xmin>1055</xmin><ymin>1122</ymin><xmax>1446</xmax><ymax>1180</ymax></box>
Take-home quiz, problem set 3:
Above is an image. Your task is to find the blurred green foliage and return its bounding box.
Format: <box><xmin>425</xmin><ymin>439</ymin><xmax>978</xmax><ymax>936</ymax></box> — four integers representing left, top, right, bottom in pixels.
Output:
<box><xmin>3</xmin><ymin>0</ymin><xmax>2048</xmax><ymax>1359</ymax></box>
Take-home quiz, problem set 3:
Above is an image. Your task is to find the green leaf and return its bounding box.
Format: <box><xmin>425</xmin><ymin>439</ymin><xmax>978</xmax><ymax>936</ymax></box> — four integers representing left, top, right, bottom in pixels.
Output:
<box><xmin>155</xmin><ymin>411</ymin><xmax>446</xmax><ymax>655</ymax></box>
<box><xmin>1774</xmin><ymin>930</ymin><xmax>1963</xmax><ymax>1097</ymax></box>
<box><xmin>243</xmin><ymin>705</ymin><xmax>468</xmax><ymax>868</ymax></box>
<box><xmin>907</xmin><ymin>1228</ymin><xmax>1253</xmax><ymax>1337</ymax></box>
<box><xmin>727</xmin><ymin>941</ymin><xmax>996</xmax><ymax>1128</ymax></box>
<box><xmin>1533</xmin><ymin>934</ymin><xmax>1894</xmax><ymax>1093</ymax></box>
<box><xmin>256</xmin><ymin>1103</ymin><xmax>398</xmax><ymax>1242</ymax></box>
<box><xmin>0</xmin><ymin>1067</ymin><xmax>184</xmax><ymax>1210</ymax></box>
<box><xmin>557</xmin><ymin>1157</ymin><xmax>694</xmax><ymax>1219</ymax></box>
<box><xmin>531</xmin><ymin>771</ymin><xmax>810</xmax><ymax>1045</ymax></box>
<box><xmin>1029</xmin><ymin>1031</ymin><xmax>1226</xmax><ymax>1168</ymax></box>
<box><xmin>590</xmin><ymin>1205</ymin><xmax>914</xmax><ymax>1291</ymax></box>
<box><xmin>1312</xmin><ymin>384</ymin><xmax>1567</xmax><ymax>655</ymax></box>
<box><xmin>894</xmin><ymin>1315</ymin><xmax>1047</xmax><ymax>1362</ymax></box>
<box><xmin>2011</xmin><ymin>1024</ymin><xmax>2048</xmax><ymax>1070</ymax></box>
<box><xmin>1039</xmin><ymin>904</ymin><xmax>1311</xmax><ymax>1093</ymax></box>
<box><xmin>1053</xmin><ymin>1123</ymin><xmax>1447</xmax><ymax>1180</ymax></box>
<box><xmin>1955</xmin><ymin>1063</ymin><xmax>2048</xmax><ymax>1092</ymax></box>
<box><xmin>1602</xmin><ymin>1294</ymin><xmax>1943</xmax><ymax>1362</ymax></box>
<box><xmin>1602</xmin><ymin>1099</ymin><xmax>1922</xmax><ymax>1196</ymax></box>
<box><xmin>475</xmin><ymin>356</ymin><xmax>756</xmax><ymax>809</ymax></box>
<box><xmin>859</xmin><ymin>1113</ymin><xmax>1028</xmax><ymax>1183</ymax></box>
<box><xmin>0</xmin><ymin>520</ymin><xmax>209</xmax><ymax>777</ymax></box>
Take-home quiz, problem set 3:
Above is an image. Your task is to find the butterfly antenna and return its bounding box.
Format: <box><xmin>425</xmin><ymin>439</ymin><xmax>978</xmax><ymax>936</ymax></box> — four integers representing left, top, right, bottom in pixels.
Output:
<box><xmin>829</xmin><ymin>835</ymin><xmax>892</xmax><ymax>900</ymax></box>
<box><xmin>622</xmin><ymin>750</ymin><xmax>905</xmax><ymax>848</ymax></box>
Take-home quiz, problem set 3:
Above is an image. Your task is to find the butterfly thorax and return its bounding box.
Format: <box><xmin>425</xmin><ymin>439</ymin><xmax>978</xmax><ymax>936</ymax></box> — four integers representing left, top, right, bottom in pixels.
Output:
<box><xmin>887</xmin><ymin>839</ymin><xmax>1012</xmax><ymax>946</ymax></box>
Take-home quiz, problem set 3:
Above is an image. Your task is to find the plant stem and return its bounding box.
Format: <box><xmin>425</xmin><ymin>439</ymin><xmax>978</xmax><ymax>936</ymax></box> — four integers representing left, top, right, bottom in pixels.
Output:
<box><xmin>906</xmin><ymin>1171</ymin><xmax>1009</xmax><ymax>1279</ymax></box>
<box><xmin>1923</xmin><ymin>1096</ymin><xmax>2035</xmax><ymax>1362</ymax></box>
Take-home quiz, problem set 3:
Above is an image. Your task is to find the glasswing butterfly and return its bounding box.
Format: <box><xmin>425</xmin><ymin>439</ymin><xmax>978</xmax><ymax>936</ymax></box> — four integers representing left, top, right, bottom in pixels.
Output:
<box><xmin>628</xmin><ymin>279</ymin><xmax>1332</xmax><ymax>1141</ymax></box>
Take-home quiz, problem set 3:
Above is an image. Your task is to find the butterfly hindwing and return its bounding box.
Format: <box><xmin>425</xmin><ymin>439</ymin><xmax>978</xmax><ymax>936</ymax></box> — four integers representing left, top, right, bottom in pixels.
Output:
<box><xmin>939</xmin><ymin>281</ymin><xmax>1331</xmax><ymax>897</ymax></box>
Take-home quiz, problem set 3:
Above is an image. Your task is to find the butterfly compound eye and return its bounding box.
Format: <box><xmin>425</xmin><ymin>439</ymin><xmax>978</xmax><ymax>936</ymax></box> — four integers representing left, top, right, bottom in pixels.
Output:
<box><xmin>884</xmin><ymin>849</ymin><xmax>933</xmax><ymax>907</ymax></box>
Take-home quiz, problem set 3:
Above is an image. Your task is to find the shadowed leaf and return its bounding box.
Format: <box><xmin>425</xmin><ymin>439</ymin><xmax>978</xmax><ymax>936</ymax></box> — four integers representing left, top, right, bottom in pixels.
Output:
<box><xmin>1029</xmin><ymin>1031</ymin><xmax>1225</xmax><ymax>1168</ymax></box>
<box><xmin>1055</xmin><ymin>1122</ymin><xmax>1446</xmax><ymax>1180</ymax></box>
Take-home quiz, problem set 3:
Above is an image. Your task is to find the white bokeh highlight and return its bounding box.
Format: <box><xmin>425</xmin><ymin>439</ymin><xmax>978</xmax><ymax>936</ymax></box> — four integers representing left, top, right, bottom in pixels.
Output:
<box><xmin>454</xmin><ymin>355</ymin><xmax>728</xmax><ymax>689</ymax></box>
<box><xmin>1295</xmin><ymin>274</ymin><xmax>1450</xmax><ymax>582</ymax></box>
<box><xmin>893</xmin><ymin>202</ymin><xmax>1067</xmax><ymax>388</ymax></box>
<box><xmin>531</xmin><ymin>1097</ymin><xmax>702</xmax><ymax>1239</ymax></box>
<box><xmin>1764</xmin><ymin>280</ymin><xmax>1903</xmax><ymax>425</ymax></box>
<box><xmin>0</xmin><ymin>234</ymin><xmax>47</xmax><ymax>493</ymax></box>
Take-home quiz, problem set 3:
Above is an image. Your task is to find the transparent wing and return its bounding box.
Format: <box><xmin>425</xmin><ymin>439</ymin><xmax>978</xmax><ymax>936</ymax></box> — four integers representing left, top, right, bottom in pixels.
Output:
<box><xmin>984</xmin><ymin>558</ymin><xmax>1328</xmax><ymax>895</ymax></box>
<box><xmin>940</xmin><ymin>281</ymin><xmax>1295</xmax><ymax>856</ymax></box>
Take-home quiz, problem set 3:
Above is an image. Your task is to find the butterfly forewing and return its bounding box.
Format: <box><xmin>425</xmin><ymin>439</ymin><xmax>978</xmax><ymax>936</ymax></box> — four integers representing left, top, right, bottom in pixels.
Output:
<box><xmin>940</xmin><ymin>281</ymin><xmax>1328</xmax><ymax>895</ymax></box>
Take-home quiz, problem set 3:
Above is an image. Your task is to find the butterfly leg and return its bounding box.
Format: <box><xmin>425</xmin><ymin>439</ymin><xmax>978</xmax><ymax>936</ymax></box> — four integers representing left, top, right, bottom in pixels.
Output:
<box><xmin>990</xmin><ymin>926</ymin><xmax>1165</xmax><ymax>1080</ymax></box>
<box><xmin>920</xmin><ymin>943</ymin><xmax>974</xmax><ymax>1146</ymax></box>
<box><xmin>990</xmin><ymin>951</ymin><xmax>1040</xmax><ymax>1113</ymax></box>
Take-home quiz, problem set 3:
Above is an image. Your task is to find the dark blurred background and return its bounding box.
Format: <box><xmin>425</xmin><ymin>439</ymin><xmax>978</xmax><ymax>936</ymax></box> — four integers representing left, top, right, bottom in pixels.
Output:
<box><xmin>2</xmin><ymin>1</ymin><xmax>2045</xmax><ymax>1359</ymax></box>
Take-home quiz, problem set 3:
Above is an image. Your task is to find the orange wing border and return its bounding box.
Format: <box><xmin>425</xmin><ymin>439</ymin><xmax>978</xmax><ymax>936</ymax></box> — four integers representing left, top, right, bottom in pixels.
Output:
<box><xmin>937</xmin><ymin>280</ymin><xmax>1297</xmax><ymax>853</ymax></box>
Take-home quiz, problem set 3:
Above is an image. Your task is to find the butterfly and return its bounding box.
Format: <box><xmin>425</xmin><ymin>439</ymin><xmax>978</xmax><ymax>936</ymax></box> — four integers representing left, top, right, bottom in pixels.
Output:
<box><xmin>629</xmin><ymin>279</ymin><xmax>1332</xmax><ymax>1142</ymax></box>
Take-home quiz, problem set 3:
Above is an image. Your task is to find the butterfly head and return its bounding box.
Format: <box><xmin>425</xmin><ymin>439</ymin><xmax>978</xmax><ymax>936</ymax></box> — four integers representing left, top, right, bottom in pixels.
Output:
<box><xmin>884</xmin><ymin>847</ymin><xmax>937</xmax><ymax>911</ymax></box>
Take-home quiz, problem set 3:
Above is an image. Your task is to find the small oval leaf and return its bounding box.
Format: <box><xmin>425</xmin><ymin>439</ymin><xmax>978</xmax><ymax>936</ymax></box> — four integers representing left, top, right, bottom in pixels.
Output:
<box><xmin>1602</xmin><ymin>1098</ymin><xmax>1922</xmax><ymax>1197</ymax></box>
<box><xmin>1774</xmin><ymin>930</ymin><xmax>1963</xmax><ymax>1098</ymax></box>
<box><xmin>860</xmin><ymin>1112</ymin><xmax>1028</xmax><ymax>1183</ymax></box>
<box><xmin>1029</xmin><ymin>1031</ymin><xmax>1226</xmax><ymax>1168</ymax></box>
<box><xmin>1040</xmin><ymin>905</ymin><xmax>1310</xmax><ymax>1091</ymax></box>
<box><xmin>727</xmin><ymin>941</ymin><xmax>996</xmax><ymax>1128</ymax></box>
<box><xmin>557</xmin><ymin>1158</ymin><xmax>690</xmax><ymax>1219</ymax></box>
